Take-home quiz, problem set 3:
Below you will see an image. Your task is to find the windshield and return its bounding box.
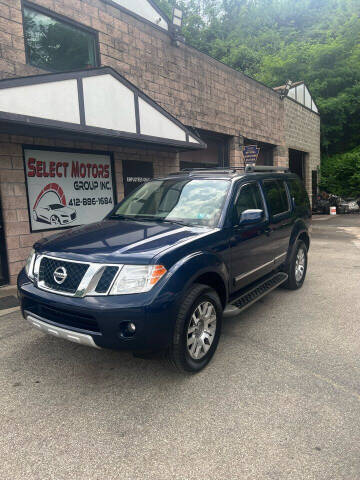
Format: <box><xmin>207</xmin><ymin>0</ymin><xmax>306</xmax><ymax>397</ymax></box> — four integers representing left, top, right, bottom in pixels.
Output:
<box><xmin>49</xmin><ymin>204</ymin><xmax>65</xmax><ymax>210</ymax></box>
<box><xmin>110</xmin><ymin>178</ymin><xmax>230</xmax><ymax>227</ymax></box>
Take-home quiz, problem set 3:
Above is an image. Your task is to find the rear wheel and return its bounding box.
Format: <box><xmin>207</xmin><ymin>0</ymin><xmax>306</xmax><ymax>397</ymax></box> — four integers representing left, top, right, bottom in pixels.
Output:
<box><xmin>168</xmin><ymin>283</ymin><xmax>223</xmax><ymax>373</ymax></box>
<box><xmin>282</xmin><ymin>240</ymin><xmax>308</xmax><ymax>290</ymax></box>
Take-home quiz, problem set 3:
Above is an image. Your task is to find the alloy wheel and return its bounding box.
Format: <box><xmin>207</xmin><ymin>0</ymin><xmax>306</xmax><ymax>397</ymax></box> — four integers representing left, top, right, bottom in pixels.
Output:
<box><xmin>187</xmin><ymin>301</ymin><xmax>217</xmax><ymax>360</ymax></box>
<box><xmin>295</xmin><ymin>247</ymin><xmax>305</xmax><ymax>282</ymax></box>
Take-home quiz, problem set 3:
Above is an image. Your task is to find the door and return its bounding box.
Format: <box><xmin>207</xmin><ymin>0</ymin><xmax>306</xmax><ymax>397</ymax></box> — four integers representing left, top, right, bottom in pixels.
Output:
<box><xmin>122</xmin><ymin>160</ymin><xmax>154</xmax><ymax>197</ymax></box>
<box><xmin>0</xmin><ymin>194</ymin><xmax>9</xmax><ymax>285</ymax></box>
<box><xmin>230</xmin><ymin>182</ymin><xmax>274</xmax><ymax>292</ymax></box>
<box><xmin>261</xmin><ymin>179</ymin><xmax>293</xmax><ymax>264</ymax></box>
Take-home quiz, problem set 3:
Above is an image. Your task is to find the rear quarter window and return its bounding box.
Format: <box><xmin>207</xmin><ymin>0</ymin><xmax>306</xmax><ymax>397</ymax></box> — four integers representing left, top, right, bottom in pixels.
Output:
<box><xmin>287</xmin><ymin>178</ymin><xmax>310</xmax><ymax>210</ymax></box>
<box><xmin>262</xmin><ymin>179</ymin><xmax>289</xmax><ymax>216</ymax></box>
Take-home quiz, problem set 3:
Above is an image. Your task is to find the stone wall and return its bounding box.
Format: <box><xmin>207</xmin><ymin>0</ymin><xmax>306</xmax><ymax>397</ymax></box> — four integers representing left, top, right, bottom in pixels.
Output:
<box><xmin>284</xmin><ymin>98</ymin><xmax>321</xmax><ymax>195</ymax></box>
<box><xmin>0</xmin><ymin>0</ymin><xmax>284</xmax><ymax>146</ymax></box>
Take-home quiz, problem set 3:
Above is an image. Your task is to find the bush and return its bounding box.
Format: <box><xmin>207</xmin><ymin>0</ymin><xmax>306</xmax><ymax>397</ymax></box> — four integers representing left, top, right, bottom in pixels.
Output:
<box><xmin>320</xmin><ymin>147</ymin><xmax>360</xmax><ymax>197</ymax></box>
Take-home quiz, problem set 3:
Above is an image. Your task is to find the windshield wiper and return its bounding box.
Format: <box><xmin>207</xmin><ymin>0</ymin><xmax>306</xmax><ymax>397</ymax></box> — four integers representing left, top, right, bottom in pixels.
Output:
<box><xmin>108</xmin><ymin>214</ymin><xmax>138</xmax><ymax>220</ymax></box>
<box><xmin>154</xmin><ymin>218</ymin><xmax>190</xmax><ymax>226</ymax></box>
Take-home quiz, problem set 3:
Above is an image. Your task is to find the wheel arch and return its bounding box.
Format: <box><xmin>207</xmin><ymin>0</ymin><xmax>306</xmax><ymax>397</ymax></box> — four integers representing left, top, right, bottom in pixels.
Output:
<box><xmin>298</xmin><ymin>231</ymin><xmax>310</xmax><ymax>251</ymax></box>
<box><xmin>192</xmin><ymin>271</ymin><xmax>227</xmax><ymax>309</ymax></box>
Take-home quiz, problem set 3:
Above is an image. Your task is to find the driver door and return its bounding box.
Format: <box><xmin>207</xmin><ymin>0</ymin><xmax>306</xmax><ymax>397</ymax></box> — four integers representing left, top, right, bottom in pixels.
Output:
<box><xmin>230</xmin><ymin>181</ymin><xmax>274</xmax><ymax>292</ymax></box>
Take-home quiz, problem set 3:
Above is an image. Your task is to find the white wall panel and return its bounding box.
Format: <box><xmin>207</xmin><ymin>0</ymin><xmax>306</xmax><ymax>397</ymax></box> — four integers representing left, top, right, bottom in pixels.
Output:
<box><xmin>83</xmin><ymin>74</ymin><xmax>137</xmax><ymax>133</ymax></box>
<box><xmin>0</xmin><ymin>79</ymin><xmax>80</xmax><ymax>123</ymax></box>
<box><xmin>189</xmin><ymin>136</ymin><xmax>200</xmax><ymax>144</ymax></box>
<box><xmin>296</xmin><ymin>84</ymin><xmax>305</xmax><ymax>104</ymax></box>
<box><xmin>111</xmin><ymin>0</ymin><xmax>168</xmax><ymax>29</ymax></box>
<box><xmin>288</xmin><ymin>87</ymin><xmax>296</xmax><ymax>99</ymax></box>
<box><xmin>139</xmin><ymin>98</ymin><xmax>186</xmax><ymax>141</ymax></box>
<box><xmin>304</xmin><ymin>86</ymin><xmax>312</xmax><ymax>109</ymax></box>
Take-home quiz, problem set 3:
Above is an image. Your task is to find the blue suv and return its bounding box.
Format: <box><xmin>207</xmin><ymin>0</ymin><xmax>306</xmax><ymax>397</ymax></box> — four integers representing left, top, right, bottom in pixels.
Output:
<box><xmin>18</xmin><ymin>166</ymin><xmax>311</xmax><ymax>372</ymax></box>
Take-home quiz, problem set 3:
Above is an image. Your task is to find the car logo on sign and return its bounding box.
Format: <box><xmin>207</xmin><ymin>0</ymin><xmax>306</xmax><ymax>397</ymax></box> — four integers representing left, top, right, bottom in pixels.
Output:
<box><xmin>53</xmin><ymin>266</ymin><xmax>67</xmax><ymax>284</ymax></box>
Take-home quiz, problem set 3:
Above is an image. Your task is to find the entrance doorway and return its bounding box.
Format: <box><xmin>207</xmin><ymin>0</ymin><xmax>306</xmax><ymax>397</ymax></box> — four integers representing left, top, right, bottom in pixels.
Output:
<box><xmin>179</xmin><ymin>130</ymin><xmax>230</xmax><ymax>169</ymax></box>
<box><xmin>122</xmin><ymin>160</ymin><xmax>154</xmax><ymax>197</ymax></box>
<box><xmin>0</xmin><ymin>194</ymin><xmax>9</xmax><ymax>285</ymax></box>
<box><xmin>289</xmin><ymin>149</ymin><xmax>306</xmax><ymax>180</ymax></box>
<box><xmin>244</xmin><ymin>139</ymin><xmax>274</xmax><ymax>166</ymax></box>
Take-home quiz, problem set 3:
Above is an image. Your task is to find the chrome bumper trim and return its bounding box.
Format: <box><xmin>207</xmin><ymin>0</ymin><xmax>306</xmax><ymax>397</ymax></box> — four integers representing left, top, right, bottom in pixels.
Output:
<box><xmin>26</xmin><ymin>315</ymin><xmax>100</xmax><ymax>349</ymax></box>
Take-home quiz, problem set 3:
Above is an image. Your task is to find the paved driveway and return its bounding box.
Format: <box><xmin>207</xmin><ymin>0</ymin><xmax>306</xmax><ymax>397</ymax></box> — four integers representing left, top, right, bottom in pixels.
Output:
<box><xmin>1</xmin><ymin>215</ymin><xmax>360</xmax><ymax>480</ymax></box>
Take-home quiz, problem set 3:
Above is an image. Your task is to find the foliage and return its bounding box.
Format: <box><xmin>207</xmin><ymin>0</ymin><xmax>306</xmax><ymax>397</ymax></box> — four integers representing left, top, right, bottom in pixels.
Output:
<box><xmin>154</xmin><ymin>0</ymin><xmax>360</xmax><ymax>159</ymax></box>
<box><xmin>320</xmin><ymin>148</ymin><xmax>360</xmax><ymax>197</ymax></box>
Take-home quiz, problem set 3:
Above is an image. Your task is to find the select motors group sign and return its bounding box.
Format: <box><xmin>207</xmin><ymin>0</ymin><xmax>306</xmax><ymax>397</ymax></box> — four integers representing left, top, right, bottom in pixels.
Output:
<box><xmin>24</xmin><ymin>148</ymin><xmax>115</xmax><ymax>232</ymax></box>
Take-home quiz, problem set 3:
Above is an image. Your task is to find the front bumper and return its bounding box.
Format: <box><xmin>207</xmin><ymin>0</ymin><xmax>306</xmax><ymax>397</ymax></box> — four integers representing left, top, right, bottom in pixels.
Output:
<box><xmin>18</xmin><ymin>269</ymin><xmax>176</xmax><ymax>351</ymax></box>
<box><xmin>25</xmin><ymin>314</ymin><xmax>100</xmax><ymax>348</ymax></box>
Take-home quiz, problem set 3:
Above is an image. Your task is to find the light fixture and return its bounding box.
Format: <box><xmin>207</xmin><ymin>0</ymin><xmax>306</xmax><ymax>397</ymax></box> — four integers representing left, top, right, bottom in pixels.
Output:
<box><xmin>172</xmin><ymin>7</ymin><xmax>183</xmax><ymax>29</ymax></box>
<box><xmin>171</xmin><ymin>6</ymin><xmax>184</xmax><ymax>46</ymax></box>
<box><xmin>280</xmin><ymin>79</ymin><xmax>293</xmax><ymax>99</ymax></box>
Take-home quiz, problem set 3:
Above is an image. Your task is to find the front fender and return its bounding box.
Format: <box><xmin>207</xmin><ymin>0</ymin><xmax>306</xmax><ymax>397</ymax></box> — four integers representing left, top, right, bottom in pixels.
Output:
<box><xmin>149</xmin><ymin>250</ymin><xmax>229</xmax><ymax>320</ymax></box>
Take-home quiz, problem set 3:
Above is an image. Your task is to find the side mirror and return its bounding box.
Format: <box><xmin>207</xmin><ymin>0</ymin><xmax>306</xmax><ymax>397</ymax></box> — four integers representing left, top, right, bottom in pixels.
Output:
<box><xmin>239</xmin><ymin>209</ymin><xmax>264</xmax><ymax>225</ymax></box>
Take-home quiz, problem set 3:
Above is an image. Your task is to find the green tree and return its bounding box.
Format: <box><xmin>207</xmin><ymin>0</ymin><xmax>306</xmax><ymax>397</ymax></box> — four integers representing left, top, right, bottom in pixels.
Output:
<box><xmin>154</xmin><ymin>0</ymin><xmax>360</xmax><ymax>159</ymax></box>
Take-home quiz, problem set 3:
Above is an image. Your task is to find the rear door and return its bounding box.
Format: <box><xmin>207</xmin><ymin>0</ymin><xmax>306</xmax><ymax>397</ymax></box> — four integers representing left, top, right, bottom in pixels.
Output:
<box><xmin>260</xmin><ymin>178</ymin><xmax>293</xmax><ymax>264</ymax></box>
<box><xmin>230</xmin><ymin>181</ymin><xmax>274</xmax><ymax>292</ymax></box>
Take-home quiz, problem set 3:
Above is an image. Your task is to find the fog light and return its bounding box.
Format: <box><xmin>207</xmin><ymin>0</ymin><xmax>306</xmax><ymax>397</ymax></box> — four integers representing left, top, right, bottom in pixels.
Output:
<box><xmin>119</xmin><ymin>321</ymin><xmax>136</xmax><ymax>338</ymax></box>
<box><xmin>128</xmin><ymin>322</ymin><xmax>136</xmax><ymax>333</ymax></box>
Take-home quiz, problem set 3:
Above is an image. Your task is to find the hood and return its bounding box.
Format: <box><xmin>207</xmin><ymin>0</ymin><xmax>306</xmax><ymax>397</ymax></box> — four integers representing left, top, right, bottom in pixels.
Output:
<box><xmin>35</xmin><ymin>219</ymin><xmax>215</xmax><ymax>263</ymax></box>
<box><xmin>56</xmin><ymin>206</ymin><xmax>75</xmax><ymax>215</ymax></box>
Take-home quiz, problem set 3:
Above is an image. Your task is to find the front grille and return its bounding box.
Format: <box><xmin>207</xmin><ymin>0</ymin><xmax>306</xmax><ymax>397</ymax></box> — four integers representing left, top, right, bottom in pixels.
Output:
<box><xmin>23</xmin><ymin>298</ymin><xmax>100</xmax><ymax>333</ymax></box>
<box><xmin>95</xmin><ymin>266</ymin><xmax>119</xmax><ymax>293</ymax></box>
<box><xmin>38</xmin><ymin>257</ymin><xmax>89</xmax><ymax>294</ymax></box>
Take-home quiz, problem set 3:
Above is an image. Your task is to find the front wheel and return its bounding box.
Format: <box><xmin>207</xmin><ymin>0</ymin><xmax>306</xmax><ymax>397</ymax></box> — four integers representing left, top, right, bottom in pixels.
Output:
<box><xmin>168</xmin><ymin>283</ymin><xmax>223</xmax><ymax>373</ymax></box>
<box><xmin>50</xmin><ymin>215</ymin><xmax>61</xmax><ymax>226</ymax></box>
<box><xmin>282</xmin><ymin>240</ymin><xmax>308</xmax><ymax>290</ymax></box>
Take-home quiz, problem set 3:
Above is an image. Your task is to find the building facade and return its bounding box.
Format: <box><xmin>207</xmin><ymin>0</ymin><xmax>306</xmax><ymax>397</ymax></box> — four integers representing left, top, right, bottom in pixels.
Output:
<box><xmin>0</xmin><ymin>0</ymin><xmax>320</xmax><ymax>285</ymax></box>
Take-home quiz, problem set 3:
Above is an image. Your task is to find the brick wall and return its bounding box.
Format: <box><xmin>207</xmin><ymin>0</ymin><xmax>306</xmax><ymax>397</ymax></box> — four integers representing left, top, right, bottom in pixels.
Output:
<box><xmin>0</xmin><ymin>0</ymin><xmax>284</xmax><ymax>146</ymax></box>
<box><xmin>284</xmin><ymin>98</ymin><xmax>321</xmax><ymax>195</ymax></box>
<box><xmin>0</xmin><ymin>0</ymin><xmax>321</xmax><ymax>283</ymax></box>
<box><xmin>0</xmin><ymin>133</ymin><xmax>176</xmax><ymax>283</ymax></box>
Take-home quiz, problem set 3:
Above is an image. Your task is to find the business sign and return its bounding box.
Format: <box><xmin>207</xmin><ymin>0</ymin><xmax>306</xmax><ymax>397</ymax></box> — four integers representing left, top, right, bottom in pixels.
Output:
<box><xmin>122</xmin><ymin>160</ymin><xmax>153</xmax><ymax>196</ymax></box>
<box><xmin>243</xmin><ymin>145</ymin><xmax>260</xmax><ymax>165</ymax></box>
<box><xmin>24</xmin><ymin>148</ymin><xmax>115</xmax><ymax>232</ymax></box>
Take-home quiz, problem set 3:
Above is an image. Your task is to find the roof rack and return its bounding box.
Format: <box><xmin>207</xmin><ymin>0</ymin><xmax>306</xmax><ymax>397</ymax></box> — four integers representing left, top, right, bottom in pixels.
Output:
<box><xmin>244</xmin><ymin>165</ymin><xmax>290</xmax><ymax>173</ymax></box>
<box><xmin>171</xmin><ymin>167</ymin><xmax>244</xmax><ymax>175</ymax></box>
<box><xmin>170</xmin><ymin>166</ymin><xmax>290</xmax><ymax>177</ymax></box>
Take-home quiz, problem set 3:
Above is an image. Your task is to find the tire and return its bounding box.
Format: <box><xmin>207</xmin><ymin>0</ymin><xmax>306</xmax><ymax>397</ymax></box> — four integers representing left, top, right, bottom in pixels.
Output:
<box><xmin>282</xmin><ymin>240</ymin><xmax>308</xmax><ymax>290</ymax></box>
<box><xmin>50</xmin><ymin>215</ymin><xmax>61</xmax><ymax>226</ymax></box>
<box><xmin>168</xmin><ymin>283</ymin><xmax>223</xmax><ymax>373</ymax></box>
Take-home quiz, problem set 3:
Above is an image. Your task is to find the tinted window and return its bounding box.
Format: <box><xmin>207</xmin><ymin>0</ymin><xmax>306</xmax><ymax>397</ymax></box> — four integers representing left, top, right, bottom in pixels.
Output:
<box><xmin>23</xmin><ymin>7</ymin><xmax>98</xmax><ymax>72</ymax></box>
<box><xmin>234</xmin><ymin>183</ymin><xmax>264</xmax><ymax>220</ymax></box>
<box><xmin>262</xmin><ymin>180</ymin><xmax>289</xmax><ymax>216</ymax></box>
<box><xmin>287</xmin><ymin>178</ymin><xmax>310</xmax><ymax>209</ymax></box>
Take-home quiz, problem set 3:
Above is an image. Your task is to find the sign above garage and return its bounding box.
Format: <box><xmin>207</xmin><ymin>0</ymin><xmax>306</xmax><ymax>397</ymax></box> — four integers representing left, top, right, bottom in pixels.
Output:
<box><xmin>24</xmin><ymin>147</ymin><xmax>115</xmax><ymax>232</ymax></box>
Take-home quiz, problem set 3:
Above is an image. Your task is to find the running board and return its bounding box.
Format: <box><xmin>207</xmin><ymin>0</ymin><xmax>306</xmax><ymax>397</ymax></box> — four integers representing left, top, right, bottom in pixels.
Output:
<box><xmin>223</xmin><ymin>272</ymin><xmax>288</xmax><ymax>317</ymax></box>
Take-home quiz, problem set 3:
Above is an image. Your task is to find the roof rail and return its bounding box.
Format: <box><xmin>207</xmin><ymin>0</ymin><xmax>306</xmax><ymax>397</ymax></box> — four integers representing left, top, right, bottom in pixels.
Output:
<box><xmin>244</xmin><ymin>165</ymin><xmax>290</xmax><ymax>173</ymax></box>
<box><xmin>175</xmin><ymin>167</ymin><xmax>245</xmax><ymax>176</ymax></box>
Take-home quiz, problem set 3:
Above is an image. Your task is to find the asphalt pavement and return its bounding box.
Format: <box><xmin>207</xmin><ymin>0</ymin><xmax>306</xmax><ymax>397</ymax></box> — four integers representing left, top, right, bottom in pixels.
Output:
<box><xmin>1</xmin><ymin>214</ymin><xmax>360</xmax><ymax>480</ymax></box>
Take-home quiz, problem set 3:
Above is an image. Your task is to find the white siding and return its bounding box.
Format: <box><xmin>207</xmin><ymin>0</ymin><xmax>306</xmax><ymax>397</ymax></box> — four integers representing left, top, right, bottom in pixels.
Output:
<box><xmin>83</xmin><ymin>74</ymin><xmax>137</xmax><ymax>133</ymax></box>
<box><xmin>0</xmin><ymin>79</ymin><xmax>80</xmax><ymax>123</ymax></box>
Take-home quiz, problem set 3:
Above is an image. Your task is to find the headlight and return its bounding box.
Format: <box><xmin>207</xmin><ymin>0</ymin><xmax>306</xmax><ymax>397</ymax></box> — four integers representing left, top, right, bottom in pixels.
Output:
<box><xmin>109</xmin><ymin>264</ymin><xmax>167</xmax><ymax>295</ymax></box>
<box><xmin>24</xmin><ymin>248</ymin><xmax>36</xmax><ymax>280</ymax></box>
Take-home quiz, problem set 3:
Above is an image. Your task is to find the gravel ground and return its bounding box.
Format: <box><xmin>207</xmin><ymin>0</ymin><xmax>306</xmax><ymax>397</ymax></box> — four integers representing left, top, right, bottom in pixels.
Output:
<box><xmin>1</xmin><ymin>214</ymin><xmax>360</xmax><ymax>480</ymax></box>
